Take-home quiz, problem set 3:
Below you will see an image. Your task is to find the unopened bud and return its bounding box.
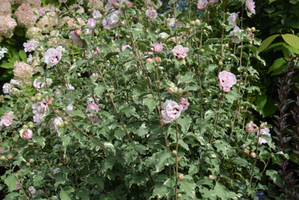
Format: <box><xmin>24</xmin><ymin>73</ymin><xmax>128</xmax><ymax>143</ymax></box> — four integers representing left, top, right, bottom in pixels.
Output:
<box><xmin>195</xmin><ymin>19</ymin><xmax>201</xmax><ymax>26</ymax></box>
<box><xmin>246</xmin><ymin>27</ymin><xmax>251</xmax><ymax>32</ymax></box>
<box><xmin>178</xmin><ymin>193</ymin><xmax>182</xmax><ymax>198</ymax></box>
<box><xmin>7</xmin><ymin>154</ymin><xmax>13</xmax><ymax>159</ymax></box>
<box><xmin>177</xmin><ymin>157</ymin><xmax>181</xmax><ymax>162</ymax></box>
<box><xmin>178</xmin><ymin>88</ymin><xmax>183</xmax><ymax>94</ymax></box>
<box><xmin>29</xmin><ymin>158</ymin><xmax>34</xmax><ymax>163</ymax></box>
<box><xmin>0</xmin><ymin>156</ymin><xmax>6</xmax><ymax>160</ymax></box>
<box><xmin>146</xmin><ymin>58</ymin><xmax>153</xmax><ymax>63</ymax></box>
<box><xmin>208</xmin><ymin>175</ymin><xmax>214</xmax><ymax>180</ymax></box>
<box><xmin>190</xmin><ymin>20</ymin><xmax>194</xmax><ymax>24</ymax></box>
<box><xmin>251</xmin><ymin>152</ymin><xmax>256</xmax><ymax>158</ymax></box>
<box><xmin>251</xmin><ymin>27</ymin><xmax>256</xmax><ymax>32</ymax></box>
<box><xmin>218</xmin><ymin>61</ymin><xmax>223</xmax><ymax>66</ymax></box>
<box><xmin>26</xmin><ymin>162</ymin><xmax>30</xmax><ymax>166</ymax></box>
<box><xmin>260</xmin><ymin>124</ymin><xmax>266</xmax><ymax>129</ymax></box>
<box><xmin>167</xmin><ymin>88</ymin><xmax>173</xmax><ymax>93</ymax></box>
<box><xmin>23</xmin><ymin>125</ymin><xmax>28</xmax><ymax>129</ymax></box>
<box><xmin>179</xmin><ymin>174</ymin><xmax>184</xmax><ymax>180</ymax></box>
<box><xmin>172</xmin><ymin>150</ymin><xmax>177</xmax><ymax>155</ymax></box>
<box><xmin>74</xmin><ymin>30</ymin><xmax>81</xmax><ymax>36</ymax></box>
<box><xmin>155</xmin><ymin>56</ymin><xmax>161</xmax><ymax>63</ymax></box>
<box><xmin>243</xmin><ymin>148</ymin><xmax>249</xmax><ymax>155</ymax></box>
<box><xmin>200</xmin><ymin>49</ymin><xmax>204</xmax><ymax>53</ymax></box>
<box><xmin>46</xmin><ymin>99</ymin><xmax>52</xmax><ymax>104</ymax></box>
<box><xmin>58</xmin><ymin>122</ymin><xmax>64</xmax><ymax>128</ymax></box>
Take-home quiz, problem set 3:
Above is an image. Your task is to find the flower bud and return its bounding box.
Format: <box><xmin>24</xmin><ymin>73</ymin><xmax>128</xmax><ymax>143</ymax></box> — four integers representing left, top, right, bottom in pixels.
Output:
<box><xmin>26</xmin><ymin>162</ymin><xmax>30</xmax><ymax>166</ymax></box>
<box><xmin>251</xmin><ymin>152</ymin><xmax>256</xmax><ymax>158</ymax></box>
<box><xmin>58</xmin><ymin>122</ymin><xmax>64</xmax><ymax>128</ymax></box>
<box><xmin>155</xmin><ymin>56</ymin><xmax>161</xmax><ymax>63</ymax></box>
<box><xmin>178</xmin><ymin>88</ymin><xmax>183</xmax><ymax>94</ymax></box>
<box><xmin>260</xmin><ymin>124</ymin><xmax>266</xmax><ymax>129</ymax></box>
<box><xmin>178</xmin><ymin>193</ymin><xmax>182</xmax><ymax>198</ymax></box>
<box><xmin>7</xmin><ymin>154</ymin><xmax>13</xmax><ymax>159</ymax></box>
<box><xmin>208</xmin><ymin>175</ymin><xmax>214</xmax><ymax>180</ymax></box>
<box><xmin>172</xmin><ymin>150</ymin><xmax>177</xmax><ymax>155</ymax></box>
<box><xmin>112</xmin><ymin>2</ymin><xmax>120</xmax><ymax>8</ymax></box>
<box><xmin>30</xmin><ymin>97</ymin><xmax>35</xmax><ymax>101</ymax></box>
<box><xmin>246</xmin><ymin>27</ymin><xmax>251</xmax><ymax>32</ymax></box>
<box><xmin>200</xmin><ymin>49</ymin><xmax>204</xmax><ymax>53</ymax></box>
<box><xmin>176</xmin><ymin>157</ymin><xmax>181</xmax><ymax>162</ymax></box>
<box><xmin>179</xmin><ymin>174</ymin><xmax>184</xmax><ymax>180</ymax></box>
<box><xmin>0</xmin><ymin>156</ymin><xmax>6</xmax><ymax>160</ymax></box>
<box><xmin>146</xmin><ymin>58</ymin><xmax>153</xmax><ymax>63</ymax></box>
<box><xmin>46</xmin><ymin>99</ymin><xmax>52</xmax><ymax>104</ymax></box>
<box><xmin>23</xmin><ymin>129</ymin><xmax>33</xmax><ymax>140</ymax></box>
<box><xmin>190</xmin><ymin>20</ymin><xmax>194</xmax><ymax>24</ymax></box>
<box><xmin>167</xmin><ymin>88</ymin><xmax>173</xmax><ymax>93</ymax></box>
<box><xmin>225</xmin><ymin>44</ymin><xmax>229</xmax><ymax>47</ymax></box>
<box><xmin>243</xmin><ymin>148</ymin><xmax>249</xmax><ymax>155</ymax></box>
<box><xmin>251</xmin><ymin>27</ymin><xmax>256</xmax><ymax>32</ymax></box>
<box><xmin>23</xmin><ymin>125</ymin><xmax>28</xmax><ymax>129</ymax></box>
<box><xmin>219</xmin><ymin>61</ymin><xmax>223</xmax><ymax>66</ymax></box>
<box><xmin>36</xmin><ymin>96</ymin><xmax>41</xmax><ymax>101</ymax></box>
<box><xmin>29</xmin><ymin>158</ymin><xmax>34</xmax><ymax>163</ymax></box>
<box><xmin>195</xmin><ymin>19</ymin><xmax>201</xmax><ymax>26</ymax></box>
<box><xmin>75</xmin><ymin>30</ymin><xmax>81</xmax><ymax>36</ymax></box>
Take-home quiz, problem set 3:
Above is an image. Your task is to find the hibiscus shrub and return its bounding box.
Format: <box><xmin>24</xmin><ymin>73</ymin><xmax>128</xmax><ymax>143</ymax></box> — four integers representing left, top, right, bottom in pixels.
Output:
<box><xmin>0</xmin><ymin>0</ymin><xmax>277</xmax><ymax>199</ymax></box>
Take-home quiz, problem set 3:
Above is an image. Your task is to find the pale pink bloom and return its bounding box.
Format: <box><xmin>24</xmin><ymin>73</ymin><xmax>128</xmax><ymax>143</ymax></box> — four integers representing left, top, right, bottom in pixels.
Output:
<box><xmin>209</xmin><ymin>0</ymin><xmax>218</xmax><ymax>5</ymax></box>
<box><xmin>86</xmin><ymin>103</ymin><xmax>99</xmax><ymax>112</ymax></box>
<box><xmin>53</xmin><ymin>168</ymin><xmax>61</xmax><ymax>174</ymax></box>
<box><xmin>146</xmin><ymin>7</ymin><xmax>157</xmax><ymax>20</ymax></box>
<box><xmin>66</xmin><ymin>104</ymin><xmax>73</xmax><ymax>112</ymax></box>
<box><xmin>33</xmin><ymin>114</ymin><xmax>43</xmax><ymax>125</ymax></box>
<box><xmin>161</xmin><ymin>100</ymin><xmax>183</xmax><ymax>124</ymax></box>
<box><xmin>44</xmin><ymin>48</ymin><xmax>62</xmax><ymax>66</ymax></box>
<box><xmin>2</xmin><ymin>83</ymin><xmax>11</xmax><ymax>94</ymax></box>
<box><xmin>101</xmin><ymin>19</ymin><xmax>109</xmax><ymax>30</ymax></box>
<box><xmin>197</xmin><ymin>0</ymin><xmax>208</xmax><ymax>10</ymax></box>
<box><xmin>54</xmin><ymin>89</ymin><xmax>60</xmax><ymax>96</ymax></box>
<box><xmin>153</xmin><ymin>43</ymin><xmax>163</xmax><ymax>52</ymax></box>
<box><xmin>33</xmin><ymin>78</ymin><xmax>43</xmax><ymax>89</ymax></box>
<box><xmin>0</xmin><ymin>117</ymin><xmax>12</xmax><ymax>127</ymax></box>
<box><xmin>28</xmin><ymin>186</ymin><xmax>36</xmax><ymax>196</ymax></box>
<box><xmin>172</xmin><ymin>45</ymin><xmax>189</xmax><ymax>59</ymax></box>
<box><xmin>23</xmin><ymin>40</ymin><xmax>38</xmax><ymax>53</ymax></box>
<box><xmin>246</xmin><ymin>121</ymin><xmax>258</xmax><ymax>134</ymax></box>
<box><xmin>87</xmin><ymin>97</ymin><xmax>99</xmax><ymax>104</ymax></box>
<box><xmin>246</xmin><ymin>0</ymin><xmax>255</xmax><ymax>14</ymax></box>
<box><xmin>92</xmin><ymin>73</ymin><xmax>99</xmax><ymax>78</ymax></box>
<box><xmin>179</xmin><ymin>98</ymin><xmax>189</xmax><ymax>112</ymax></box>
<box><xmin>257</xmin><ymin>128</ymin><xmax>271</xmax><ymax>145</ymax></box>
<box><xmin>85</xmin><ymin>28</ymin><xmax>92</xmax><ymax>35</ymax></box>
<box><xmin>218</xmin><ymin>70</ymin><xmax>237</xmax><ymax>92</ymax></box>
<box><xmin>27</xmin><ymin>54</ymin><xmax>33</xmax><ymax>64</ymax></box>
<box><xmin>87</xmin><ymin>18</ymin><xmax>96</xmax><ymax>29</ymax></box>
<box><xmin>92</xmin><ymin>10</ymin><xmax>102</xmax><ymax>19</ymax></box>
<box><xmin>105</xmin><ymin>11</ymin><xmax>120</xmax><ymax>29</ymax></box>
<box><xmin>23</xmin><ymin>129</ymin><xmax>33</xmax><ymax>140</ymax></box>
<box><xmin>52</xmin><ymin>117</ymin><xmax>63</xmax><ymax>135</ymax></box>
<box><xmin>228</xmin><ymin>12</ymin><xmax>238</xmax><ymax>26</ymax></box>
<box><xmin>32</xmin><ymin>101</ymin><xmax>49</xmax><ymax>116</ymax></box>
<box><xmin>122</xmin><ymin>45</ymin><xmax>131</xmax><ymax>51</ymax></box>
<box><xmin>71</xmin><ymin>32</ymin><xmax>83</xmax><ymax>46</ymax></box>
<box><xmin>65</xmin><ymin>84</ymin><xmax>74</xmax><ymax>90</ymax></box>
<box><xmin>229</xmin><ymin>26</ymin><xmax>241</xmax><ymax>43</ymax></box>
<box><xmin>15</xmin><ymin>182</ymin><xmax>22</xmax><ymax>190</ymax></box>
<box><xmin>59</xmin><ymin>0</ymin><xmax>67</xmax><ymax>3</ymax></box>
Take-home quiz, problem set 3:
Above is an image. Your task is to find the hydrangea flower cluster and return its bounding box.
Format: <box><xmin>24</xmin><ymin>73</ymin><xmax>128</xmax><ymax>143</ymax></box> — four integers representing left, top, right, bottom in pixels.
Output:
<box><xmin>15</xmin><ymin>3</ymin><xmax>38</xmax><ymax>27</ymax></box>
<box><xmin>13</xmin><ymin>61</ymin><xmax>33</xmax><ymax>86</ymax></box>
<box><xmin>0</xmin><ymin>46</ymin><xmax>8</xmax><ymax>60</ymax></box>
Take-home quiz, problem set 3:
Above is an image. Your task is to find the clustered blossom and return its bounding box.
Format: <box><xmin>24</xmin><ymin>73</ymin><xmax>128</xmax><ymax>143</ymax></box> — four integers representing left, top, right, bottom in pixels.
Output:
<box><xmin>86</xmin><ymin>103</ymin><xmax>100</xmax><ymax>123</ymax></box>
<box><xmin>28</xmin><ymin>186</ymin><xmax>36</xmax><ymax>196</ymax></box>
<box><xmin>88</xmin><ymin>0</ymin><xmax>103</xmax><ymax>10</ymax></box>
<box><xmin>246</xmin><ymin>0</ymin><xmax>256</xmax><ymax>14</ymax></box>
<box><xmin>87</xmin><ymin>18</ymin><xmax>96</xmax><ymax>29</ymax></box>
<box><xmin>15</xmin><ymin>3</ymin><xmax>38</xmax><ymax>27</ymax></box>
<box><xmin>228</xmin><ymin>12</ymin><xmax>238</xmax><ymax>26</ymax></box>
<box><xmin>92</xmin><ymin>10</ymin><xmax>102</xmax><ymax>19</ymax></box>
<box><xmin>229</xmin><ymin>26</ymin><xmax>242</xmax><ymax>43</ymax></box>
<box><xmin>197</xmin><ymin>0</ymin><xmax>208</xmax><ymax>10</ymax></box>
<box><xmin>161</xmin><ymin>100</ymin><xmax>183</xmax><ymax>124</ymax></box>
<box><xmin>152</xmin><ymin>43</ymin><xmax>163</xmax><ymax>52</ymax></box>
<box><xmin>172</xmin><ymin>45</ymin><xmax>189</xmax><ymax>59</ymax></box>
<box><xmin>0</xmin><ymin>0</ymin><xmax>12</xmax><ymax>16</ymax></box>
<box><xmin>2</xmin><ymin>83</ymin><xmax>11</xmax><ymax>94</ymax></box>
<box><xmin>36</xmin><ymin>5</ymin><xmax>58</xmax><ymax>33</ymax></box>
<box><xmin>179</xmin><ymin>98</ymin><xmax>189</xmax><ymax>113</ymax></box>
<box><xmin>52</xmin><ymin>117</ymin><xmax>63</xmax><ymax>135</ymax></box>
<box><xmin>25</xmin><ymin>27</ymin><xmax>41</xmax><ymax>40</ymax></box>
<box><xmin>257</xmin><ymin>128</ymin><xmax>271</xmax><ymax>145</ymax></box>
<box><xmin>44</xmin><ymin>47</ymin><xmax>62</xmax><ymax>66</ymax></box>
<box><xmin>218</xmin><ymin>70</ymin><xmax>237</xmax><ymax>92</ymax></box>
<box><xmin>32</xmin><ymin>101</ymin><xmax>49</xmax><ymax>125</ymax></box>
<box><xmin>246</xmin><ymin>121</ymin><xmax>258</xmax><ymax>134</ymax></box>
<box><xmin>13</xmin><ymin>61</ymin><xmax>33</xmax><ymax>86</ymax></box>
<box><xmin>0</xmin><ymin>16</ymin><xmax>17</xmax><ymax>39</ymax></box>
<box><xmin>146</xmin><ymin>7</ymin><xmax>157</xmax><ymax>20</ymax></box>
<box><xmin>0</xmin><ymin>111</ymin><xmax>14</xmax><ymax>129</ymax></box>
<box><xmin>23</xmin><ymin>40</ymin><xmax>38</xmax><ymax>53</ymax></box>
<box><xmin>102</xmin><ymin>11</ymin><xmax>120</xmax><ymax>30</ymax></box>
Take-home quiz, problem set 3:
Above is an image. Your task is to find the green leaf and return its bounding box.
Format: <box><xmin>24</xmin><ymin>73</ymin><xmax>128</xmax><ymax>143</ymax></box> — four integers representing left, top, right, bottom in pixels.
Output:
<box><xmin>3</xmin><ymin>192</ymin><xmax>19</xmax><ymax>200</ymax></box>
<box><xmin>143</xmin><ymin>98</ymin><xmax>157</xmax><ymax>113</ymax></box>
<box><xmin>268</xmin><ymin>58</ymin><xmax>285</xmax><ymax>74</ymax></box>
<box><xmin>258</xmin><ymin>34</ymin><xmax>279</xmax><ymax>53</ymax></box>
<box><xmin>177</xmin><ymin>115</ymin><xmax>191</xmax><ymax>133</ymax></box>
<box><xmin>178</xmin><ymin>72</ymin><xmax>195</xmax><ymax>84</ymax></box>
<box><xmin>154</xmin><ymin>151</ymin><xmax>170</xmax><ymax>173</ymax></box>
<box><xmin>60</xmin><ymin>186</ymin><xmax>74</xmax><ymax>200</ymax></box>
<box><xmin>282</xmin><ymin>34</ymin><xmax>299</xmax><ymax>49</ymax></box>
<box><xmin>4</xmin><ymin>174</ymin><xmax>18</xmax><ymax>192</ymax></box>
<box><xmin>19</xmin><ymin>50</ymin><xmax>27</xmax><ymax>62</ymax></box>
<box><xmin>76</xmin><ymin>189</ymin><xmax>90</xmax><ymax>199</ymax></box>
<box><xmin>214</xmin><ymin>182</ymin><xmax>238</xmax><ymax>199</ymax></box>
<box><xmin>179</xmin><ymin>175</ymin><xmax>196</xmax><ymax>198</ymax></box>
<box><xmin>256</xmin><ymin>95</ymin><xmax>267</xmax><ymax>114</ymax></box>
<box><xmin>62</xmin><ymin>135</ymin><xmax>71</xmax><ymax>147</ymax></box>
<box><xmin>33</xmin><ymin>136</ymin><xmax>46</xmax><ymax>148</ymax></box>
<box><xmin>0</xmin><ymin>63</ymin><xmax>14</xmax><ymax>69</ymax></box>
<box><xmin>94</xmin><ymin>83</ymin><xmax>105</xmax><ymax>97</ymax></box>
<box><xmin>168</xmin><ymin>0</ymin><xmax>177</xmax><ymax>4</ymax></box>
